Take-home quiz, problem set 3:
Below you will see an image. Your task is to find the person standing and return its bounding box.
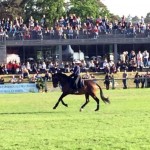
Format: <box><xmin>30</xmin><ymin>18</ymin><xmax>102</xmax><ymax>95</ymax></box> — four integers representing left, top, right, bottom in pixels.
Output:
<box><xmin>140</xmin><ymin>73</ymin><xmax>146</xmax><ymax>88</ymax></box>
<box><xmin>143</xmin><ymin>50</ymin><xmax>149</xmax><ymax>67</ymax></box>
<box><xmin>122</xmin><ymin>70</ymin><xmax>128</xmax><ymax>89</ymax></box>
<box><xmin>104</xmin><ymin>73</ymin><xmax>111</xmax><ymax>90</ymax></box>
<box><xmin>134</xmin><ymin>72</ymin><xmax>140</xmax><ymax>88</ymax></box>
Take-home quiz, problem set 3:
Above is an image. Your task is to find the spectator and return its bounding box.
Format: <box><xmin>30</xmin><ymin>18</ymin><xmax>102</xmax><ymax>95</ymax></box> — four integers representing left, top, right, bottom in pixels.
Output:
<box><xmin>122</xmin><ymin>70</ymin><xmax>128</xmax><ymax>89</ymax></box>
<box><xmin>28</xmin><ymin>16</ymin><xmax>34</xmax><ymax>30</ymax></box>
<box><xmin>0</xmin><ymin>76</ymin><xmax>4</xmax><ymax>84</ymax></box>
<box><xmin>44</xmin><ymin>70</ymin><xmax>51</xmax><ymax>81</ymax></box>
<box><xmin>41</xmin><ymin>61</ymin><xmax>47</xmax><ymax>73</ymax></box>
<box><xmin>29</xmin><ymin>74</ymin><xmax>37</xmax><ymax>83</ymax></box>
<box><xmin>143</xmin><ymin>50</ymin><xmax>149</xmax><ymax>67</ymax></box>
<box><xmin>22</xmin><ymin>67</ymin><xmax>30</xmax><ymax>78</ymax></box>
<box><xmin>40</xmin><ymin>14</ymin><xmax>46</xmax><ymax>28</ymax></box>
<box><xmin>134</xmin><ymin>72</ymin><xmax>140</xmax><ymax>88</ymax></box>
<box><xmin>9</xmin><ymin>75</ymin><xmax>17</xmax><ymax>84</ymax></box>
<box><xmin>82</xmin><ymin>71</ymin><xmax>91</xmax><ymax>79</ymax></box>
<box><xmin>104</xmin><ymin>73</ymin><xmax>111</xmax><ymax>90</ymax></box>
<box><xmin>137</xmin><ymin>51</ymin><xmax>143</xmax><ymax>69</ymax></box>
<box><xmin>103</xmin><ymin>59</ymin><xmax>110</xmax><ymax>73</ymax></box>
<box><xmin>140</xmin><ymin>73</ymin><xmax>146</xmax><ymax>88</ymax></box>
<box><xmin>17</xmin><ymin>75</ymin><xmax>23</xmax><ymax>83</ymax></box>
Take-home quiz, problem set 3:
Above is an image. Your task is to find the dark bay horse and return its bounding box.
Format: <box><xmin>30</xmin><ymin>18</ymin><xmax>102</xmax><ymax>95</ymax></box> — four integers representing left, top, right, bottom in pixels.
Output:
<box><xmin>52</xmin><ymin>73</ymin><xmax>110</xmax><ymax>111</ymax></box>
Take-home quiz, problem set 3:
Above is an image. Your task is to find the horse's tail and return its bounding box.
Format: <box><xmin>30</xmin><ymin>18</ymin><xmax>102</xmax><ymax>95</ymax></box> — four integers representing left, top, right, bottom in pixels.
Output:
<box><xmin>96</xmin><ymin>83</ymin><xmax>110</xmax><ymax>104</ymax></box>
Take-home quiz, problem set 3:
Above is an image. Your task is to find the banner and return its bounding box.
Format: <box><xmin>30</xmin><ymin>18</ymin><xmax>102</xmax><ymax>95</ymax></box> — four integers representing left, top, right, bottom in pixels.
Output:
<box><xmin>0</xmin><ymin>83</ymin><xmax>38</xmax><ymax>94</ymax></box>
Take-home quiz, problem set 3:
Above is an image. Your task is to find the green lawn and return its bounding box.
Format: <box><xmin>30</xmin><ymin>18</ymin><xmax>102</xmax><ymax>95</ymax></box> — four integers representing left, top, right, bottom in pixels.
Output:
<box><xmin>0</xmin><ymin>88</ymin><xmax>150</xmax><ymax>150</ymax></box>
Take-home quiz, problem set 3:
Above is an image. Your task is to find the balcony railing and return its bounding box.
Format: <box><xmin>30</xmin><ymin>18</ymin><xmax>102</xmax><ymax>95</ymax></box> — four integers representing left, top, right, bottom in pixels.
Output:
<box><xmin>0</xmin><ymin>28</ymin><xmax>150</xmax><ymax>42</ymax></box>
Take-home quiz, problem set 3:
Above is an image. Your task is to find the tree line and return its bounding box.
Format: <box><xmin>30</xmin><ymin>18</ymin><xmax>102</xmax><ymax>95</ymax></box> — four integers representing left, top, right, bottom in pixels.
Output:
<box><xmin>0</xmin><ymin>0</ymin><xmax>150</xmax><ymax>26</ymax></box>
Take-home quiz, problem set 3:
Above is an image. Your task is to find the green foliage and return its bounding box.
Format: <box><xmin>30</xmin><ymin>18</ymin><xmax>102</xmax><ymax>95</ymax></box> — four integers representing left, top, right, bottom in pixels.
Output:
<box><xmin>69</xmin><ymin>0</ymin><xmax>111</xmax><ymax>22</ymax></box>
<box><xmin>24</xmin><ymin>0</ymin><xmax>65</xmax><ymax>26</ymax></box>
<box><xmin>145</xmin><ymin>12</ymin><xmax>150</xmax><ymax>23</ymax></box>
<box><xmin>0</xmin><ymin>89</ymin><xmax>150</xmax><ymax>149</ymax></box>
<box><xmin>0</xmin><ymin>0</ymin><xmax>29</xmax><ymax>19</ymax></box>
<box><xmin>0</xmin><ymin>0</ymin><xmax>114</xmax><ymax>25</ymax></box>
<box><xmin>132</xmin><ymin>16</ymin><xmax>140</xmax><ymax>23</ymax></box>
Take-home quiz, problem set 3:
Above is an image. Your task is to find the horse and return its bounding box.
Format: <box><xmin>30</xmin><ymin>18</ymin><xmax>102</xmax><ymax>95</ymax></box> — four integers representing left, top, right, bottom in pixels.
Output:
<box><xmin>51</xmin><ymin>73</ymin><xmax>110</xmax><ymax>111</ymax></box>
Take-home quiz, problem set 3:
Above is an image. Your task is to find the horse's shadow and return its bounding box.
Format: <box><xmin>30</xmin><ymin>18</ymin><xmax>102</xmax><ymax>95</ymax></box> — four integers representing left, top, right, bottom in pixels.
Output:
<box><xmin>0</xmin><ymin>111</ymin><xmax>62</xmax><ymax>115</ymax></box>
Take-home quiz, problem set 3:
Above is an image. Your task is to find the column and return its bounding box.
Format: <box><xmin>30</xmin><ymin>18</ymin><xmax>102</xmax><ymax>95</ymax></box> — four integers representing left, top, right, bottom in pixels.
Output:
<box><xmin>114</xmin><ymin>43</ymin><xmax>118</xmax><ymax>64</ymax></box>
<box><xmin>0</xmin><ymin>43</ymin><xmax>7</xmax><ymax>63</ymax></box>
<box><xmin>58</xmin><ymin>45</ymin><xmax>62</xmax><ymax>62</ymax></box>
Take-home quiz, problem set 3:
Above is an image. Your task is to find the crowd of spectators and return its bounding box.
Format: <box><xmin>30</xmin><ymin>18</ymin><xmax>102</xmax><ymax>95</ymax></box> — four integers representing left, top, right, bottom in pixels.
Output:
<box><xmin>0</xmin><ymin>58</ymin><xmax>149</xmax><ymax>89</ymax></box>
<box><xmin>0</xmin><ymin>48</ymin><xmax>149</xmax><ymax>78</ymax></box>
<box><xmin>0</xmin><ymin>14</ymin><xmax>150</xmax><ymax>41</ymax></box>
<box><xmin>117</xmin><ymin>50</ymin><xmax>150</xmax><ymax>72</ymax></box>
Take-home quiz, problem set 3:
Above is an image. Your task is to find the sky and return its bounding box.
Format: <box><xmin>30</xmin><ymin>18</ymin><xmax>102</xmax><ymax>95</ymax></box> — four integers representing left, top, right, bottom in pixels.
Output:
<box><xmin>102</xmin><ymin>0</ymin><xmax>150</xmax><ymax>18</ymax></box>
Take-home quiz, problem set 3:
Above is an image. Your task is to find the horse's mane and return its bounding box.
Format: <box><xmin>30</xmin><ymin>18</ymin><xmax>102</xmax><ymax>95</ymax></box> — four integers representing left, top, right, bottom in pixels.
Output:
<box><xmin>57</xmin><ymin>72</ymin><xmax>70</xmax><ymax>80</ymax></box>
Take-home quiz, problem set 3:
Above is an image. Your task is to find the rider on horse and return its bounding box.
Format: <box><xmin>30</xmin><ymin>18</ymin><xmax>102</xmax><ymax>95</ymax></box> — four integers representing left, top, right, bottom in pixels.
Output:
<box><xmin>70</xmin><ymin>60</ymin><xmax>81</xmax><ymax>93</ymax></box>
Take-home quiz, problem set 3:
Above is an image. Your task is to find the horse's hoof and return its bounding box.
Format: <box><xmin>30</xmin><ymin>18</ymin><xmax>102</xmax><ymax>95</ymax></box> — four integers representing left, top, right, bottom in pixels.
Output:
<box><xmin>95</xmin><ymin>109</ymin><xmax>99</xmax><ymax>111</ymax></box>
<box><xmin>53</xmin><ymin>106</ymin><xmax>56</xmax><ymax>109</ymax></box>
<box><xmin>80</xmin><ymin>108</ymin><xmax>83</xmax><ymax>112</ymax></box>
<box><xmin>65</xmin><ymin>104</ymin><xmax>68</xmax><ymax>107</ymax></box>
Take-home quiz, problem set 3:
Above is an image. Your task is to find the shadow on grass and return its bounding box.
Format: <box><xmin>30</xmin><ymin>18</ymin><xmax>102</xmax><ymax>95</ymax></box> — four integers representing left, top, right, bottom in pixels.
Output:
<box><xmin>0</xmin><ymin>111</ymin><xmax>63</xmax><ymax>115</ymax></box>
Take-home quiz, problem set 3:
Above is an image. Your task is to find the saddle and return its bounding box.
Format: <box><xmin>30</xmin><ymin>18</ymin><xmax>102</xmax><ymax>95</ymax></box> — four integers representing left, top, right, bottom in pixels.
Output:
<box><xmin>70</xmin><ymin>76</ymin><xmax>84</xmax><ymax>91</ymax></box>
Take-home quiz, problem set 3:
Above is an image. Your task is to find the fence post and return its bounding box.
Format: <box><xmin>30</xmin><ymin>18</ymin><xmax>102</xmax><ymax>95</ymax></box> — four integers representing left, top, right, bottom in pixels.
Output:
<box><xmin>145</xmin><ymin>76</ymin><xmax>148</xmax><ymax>88</ymax></box>
<box><xmin>111</xmin><ymin>77</ymin><xmax>115</xmax><ymax>89</ymax></box>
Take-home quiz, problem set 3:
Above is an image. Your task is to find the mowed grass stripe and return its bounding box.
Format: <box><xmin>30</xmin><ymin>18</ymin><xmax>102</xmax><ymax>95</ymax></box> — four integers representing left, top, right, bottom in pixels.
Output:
<box><xmin>0</xmin><ymin>88</ymin><xmax>150</xmax><ymax>150</ymax></box>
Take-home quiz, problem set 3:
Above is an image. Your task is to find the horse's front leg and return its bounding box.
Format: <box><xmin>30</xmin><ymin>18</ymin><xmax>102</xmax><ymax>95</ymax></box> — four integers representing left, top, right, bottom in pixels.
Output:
<box><xmin>53</xmin><ymin>93</ymin><xmax>68</xmax><ymax>109</ymax></box>
<box><xmin>80</xmin><ymin>94</ymin><xmax>89</xmax><ymax>112</ymax></box>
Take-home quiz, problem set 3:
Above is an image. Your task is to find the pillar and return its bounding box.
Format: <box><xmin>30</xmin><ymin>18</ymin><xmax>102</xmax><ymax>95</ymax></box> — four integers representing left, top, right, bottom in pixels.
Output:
<box><xmin>114</xmin><ymin>43</ymin><xmax>118</xmax><ymax>64</ymax></box>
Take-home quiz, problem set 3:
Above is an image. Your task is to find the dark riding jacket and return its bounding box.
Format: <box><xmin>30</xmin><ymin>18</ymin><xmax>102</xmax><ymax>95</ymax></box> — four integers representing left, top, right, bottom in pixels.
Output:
<box><xmin>70</xmin><ymin>65</ymin><xmax>81</xmax><ymax>90</ymax></box>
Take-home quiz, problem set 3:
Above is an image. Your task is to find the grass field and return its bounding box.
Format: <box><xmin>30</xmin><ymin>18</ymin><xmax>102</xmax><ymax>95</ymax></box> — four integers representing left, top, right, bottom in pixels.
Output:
<box><xmin>0</xmin><ymin>88</ymin><xmax>150</xmax><ymax>150</ymax></box>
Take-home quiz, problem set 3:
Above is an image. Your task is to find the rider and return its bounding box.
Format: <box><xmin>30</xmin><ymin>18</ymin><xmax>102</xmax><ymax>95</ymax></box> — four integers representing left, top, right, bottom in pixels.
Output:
<box><xmin>70</xmin><ymin>60</ymin><xmax>81</xmax><ymax>93</ymax></box>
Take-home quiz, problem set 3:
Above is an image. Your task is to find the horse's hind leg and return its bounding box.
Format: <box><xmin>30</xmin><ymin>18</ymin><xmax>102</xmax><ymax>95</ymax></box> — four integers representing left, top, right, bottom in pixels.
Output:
<box><xmin>61</xmin><ymin>100</ymin><xmax>68</xmax><ymax>107</ymax></box>
<box><xmin>90</xmin><ymin>93</ymin><xmax>100</xmax><ymax>111</ymax></box>
<box><xmin>80</xmin><ymin>94</ymin><xmax>89</xmax><ymax>111</ymax></box>
<box><xmin>53</xmin><ymin>93</ymin><xmax>67</xmax><ymax>109</ymax></box>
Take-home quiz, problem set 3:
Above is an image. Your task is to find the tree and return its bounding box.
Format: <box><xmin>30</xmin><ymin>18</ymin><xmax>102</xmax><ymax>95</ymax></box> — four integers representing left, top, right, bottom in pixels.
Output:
<box><xmin>69</xmin><ymin>0</ymin><xmax>111</xmax><ymax>22</ymax></box>
<box><xmin>0</xmin><ymin>0</ymin><xmax>29</xmax><ymax>19</ymax></box>
<box><xmin>145</xmin><ymin>13</ymin><xmax>150</xmax><ymax>23</ymax></box>
<box><xmin>132</xmin><ymin>16</ymin><xmax>140</xmax><ymax>23</ymax></box>
<box><xmin>24</xmin><ymin>0</ymin><xmax>65</xmax><ymax>26</ymax></box>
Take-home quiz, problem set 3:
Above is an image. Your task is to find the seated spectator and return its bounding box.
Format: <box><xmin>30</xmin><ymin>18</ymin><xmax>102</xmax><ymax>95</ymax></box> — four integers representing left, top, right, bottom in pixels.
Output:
<box><xmin>35</xmin><ymin>71</ymin><xmax>42</xmax><ymax>79</ymax></box>
<box><xmin>0</xmin><ymin>76</ymin><xmax>4</xmax><ymax>84</ymax></box>
<box><xmin>109</xmin><ymin>60</ymin><xmax>116</xmax><ymax>73</ymax></box>
<box><xmin>17</xmin><ymin>75</ymin><xmax>23</xmax><ymax>83</ymax></box>
<box><xmin>44</xmin><ymin>70</ymin><xmax>51</xmax><ymax>81</ymax></box>
<box><xmin>148</xmin><ymin>58</ymin><xmax>150</xmax><ymax>67</ymax></box>
<box><xmin>23</xmin><ymin>29</ymin><xmax>31</xmax><ymax>40</ymax></box>
<box><xmin>0</xmin><ymin>64</ymin><xmax>4</xmax><ymax>74</ymax></box>
<box><xmin>129</xmin><ymin>59</ymin><xmax>137</xmax><ymax>71</ymax></box>
<box><xmin>103</xmin><ymin>59</ymin><xmax>110</xmax><ymax>73</ymax></box>
<box><xmin>29</xmin><ymin>74</ymin><xmax>37</xmax><ymax>83</ymax></box>
<box><xmin>41</xmin><ymin>61</ymin><xmax>47</xmax><ymax>73</ymax></box>
<box><xmin>110</xmin><ymin>63</ymin><xmax>117</xmax><ymax>73</ymax></box>
<box><xmin>88</xmin><ymin>60</ymin><xmax>95</xmax><ymax>72</ymax></box>
<box><xmin>64</xmin><ymin>62</ymin><xmax>70</xmax><ymax>73</ymax></box>
<box><xmin>90</xmin><ymin>73</ymin><xmax>95</xmax><ymax>78</ymax></box>
<box><xmin>82</xmin><ymin>71</ymin><xmax>91</xmax><ymax>79</ymax></box>
<box><xmin>22</xmin><ymin>68</ymin><xmax>30</xmax><ymax>78</ymax></box>
<box><xmin>9</xmin><ymin>75</ymin><xmax>17</xmax><ymax>84</ymax></box>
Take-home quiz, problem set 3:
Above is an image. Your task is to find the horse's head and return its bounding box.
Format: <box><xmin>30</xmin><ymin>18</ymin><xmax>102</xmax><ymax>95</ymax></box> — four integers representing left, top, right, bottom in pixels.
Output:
<box><xmin>52</xmin><ymin>72</ymin><xmax>69</xmax><ymax>88</ymax></box>
<box><xmin>52</xmin><ymin>73</ymin><xmax>59</xmax><ymax>88</ymax></box>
